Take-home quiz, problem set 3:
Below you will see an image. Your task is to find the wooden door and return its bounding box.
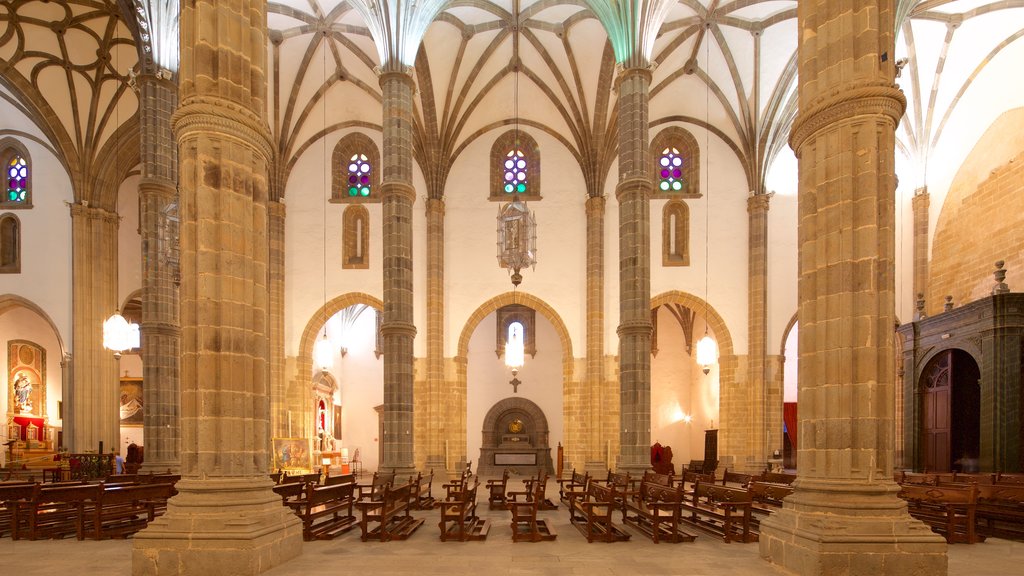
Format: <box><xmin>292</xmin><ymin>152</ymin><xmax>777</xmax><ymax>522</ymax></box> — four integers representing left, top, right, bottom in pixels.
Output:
<box><xmin>922</xmin><ymin>351</ymin><xmax>952</xmax><ymax>472</ymax></box>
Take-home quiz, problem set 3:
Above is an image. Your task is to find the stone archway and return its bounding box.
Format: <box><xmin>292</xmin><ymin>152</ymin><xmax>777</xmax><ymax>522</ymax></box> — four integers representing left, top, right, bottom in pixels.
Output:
<box><xmin>477</xmin><ymin>396</ymin><xmax>553</xmax><ymax>476</ymax></box>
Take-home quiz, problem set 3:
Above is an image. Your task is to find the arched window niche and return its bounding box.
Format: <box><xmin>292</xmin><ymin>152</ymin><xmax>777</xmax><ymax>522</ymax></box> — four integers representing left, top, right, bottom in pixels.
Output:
<box><xmin>330</xmin><ymin>132</ymin><xmax>381</xmax><ymax>204</ymax></box>
<box><xmin>650</xmin><ymin>127</ymin><xmax>700</xmax><ymax>200</ymax></box>
<box><xmin>490</xmin><ymin>130</ymin><xmax>541</xmax><ymax>201</ymax></box>
<box><xmin>1</xmin><ymin>138</ymin><xmax>32</xmax><ymax>209</ymax></box>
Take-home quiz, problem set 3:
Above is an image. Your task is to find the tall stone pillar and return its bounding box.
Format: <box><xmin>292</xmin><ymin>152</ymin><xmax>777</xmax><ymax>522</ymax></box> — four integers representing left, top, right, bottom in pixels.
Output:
<box><xmin>379</xmin><ymin>68</ymin><xmax>417</xmax><ymax>475</ymax></box>
<box><xmin>912</xmin><ymin>187</ymin><xmax>929</xmax><ymax>309</ymax></box>
<box><xmin>746</xmin><ymin>192</ymin><xmax>771</xmax><ymax>470</ymax></box>
<box><xmin>585</xmin><ymin>195</ymin><xmax>608</xmax><ymax>472</ymax></box>
<box><xmin>138</xmin><ymin>71</ymin><xmax>181</xmax><ymax>473</ymax></box>
<box><xmin>616</xmin><ymin>67</ymin><xmax>653</xmax><ymax>473</ymax></box>
<box><xmin>758</xmin><ymin>2</ymin><xmax>947</xmax><ymax>574</ymax></box>
<box><xmin>68</xmin><ymin>203</ymin><xmax>119</xmax><ymax>454</ymax></box>
<box><xmin>424</xmin><ymin>197</ymin><xmax>445</xmax><ymax>471</ymax></box>
<box><xmin>132</xmin><ymin>1</ymin><xmax>302</xmax><ymax>573</ymax></box>
<box><xmin>268</xmin><ymin>199</ymin><xmax>287</xmax><ymax>439</ymax></box>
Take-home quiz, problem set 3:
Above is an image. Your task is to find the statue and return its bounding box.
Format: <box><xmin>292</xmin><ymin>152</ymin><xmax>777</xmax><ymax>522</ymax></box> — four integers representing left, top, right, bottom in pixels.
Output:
<box><xmin>13</xmin><ymin>372</ymin><xmax>32</xmax><ymax>413</ymax></box>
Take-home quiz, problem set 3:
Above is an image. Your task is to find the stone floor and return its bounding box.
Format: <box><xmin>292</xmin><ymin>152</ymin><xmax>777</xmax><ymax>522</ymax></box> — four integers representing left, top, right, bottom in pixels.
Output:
<box><xmin>3</xmin><ymin>478</ymin><xmax>1024</xmax><ymax>576</ymax></box>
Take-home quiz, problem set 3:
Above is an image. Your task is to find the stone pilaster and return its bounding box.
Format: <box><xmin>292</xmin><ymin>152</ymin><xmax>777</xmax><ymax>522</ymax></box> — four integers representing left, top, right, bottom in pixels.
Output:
<box><xmin>379</xmin><ymin>68</ymin><xmax>417</xmax><ymax>475</ymax></box>
<box><xmin>746</xmin><ymin>192</ymin><xmax>771</xmax><ymax>471</ymax></box>
<box><xmin>912</xmin><ymin>187</ymin><xmax>929</xmax><ymax>308</ymax></box>
<box><xmin>138</xmin><ymin>72</ymin><xmax>181</xmax><ymax>474</ymax></box>
<box><xmin>424</xmin><ymin>197</ymin><xmax>445</xmax><ymax>471</ymax></box>
<box><xmin>615</xmin><ymin>67</ymin><xmax>653</xmax><ymax>473</ymax></box>
<box><xmin>766</xmin><ymin>354</ymin><xmax>785</xmax><ymax>462</ymax></box>
<box><xmin>268</xmin><ymin>200</ymin><xmax>287</xmax><ymax>439</ymax></box>
<box><xmin>68</xmin><ymin>203</ymin><xmax>119</xmax><ymax>454</ymax></box>
<box><xmin>758</xmin><ymin>2</ymin><xmax>947</xmax><ymax>574</ymax></box>
<box><xmin>584</xmin><ymin>195</ymin><xmax>607</xmax><ymax>472</ymax></box>
<box><xmin>132</xmin><ymin>1</ymin><xmax>302</xmax><ymax>574</ymax></box>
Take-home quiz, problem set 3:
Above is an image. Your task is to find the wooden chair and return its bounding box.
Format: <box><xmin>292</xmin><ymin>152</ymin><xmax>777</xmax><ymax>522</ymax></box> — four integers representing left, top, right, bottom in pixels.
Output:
<box><xmin>557</xmin><ymin>469</ymin><xmax>589</xmax><ymax>506</ymax></box>
<box><xmin>508</xmin><ymin>471</ymin><xmax>557</xmax><ymax>510</ymax></box>
<box><xmin>486</xmin><ymin>468</ymin><xmax>511</xmax><ymax>510</ymax></box>
<box><xmin>438</xmin><ymin>480</ymin><xmax>489</xmax><ymax>541</ymax></box>
<box><xmin>566</xmin><ymin>481</ymin><xmax>630</xmax><ymax>543</ymax></box>
<box><xmin>508</xmin><ymin>476</ymin><xmax>556</xmax><ymax>542</ymax></box>
<box><xmin>442</xmin><ymin>468</ymin><xmax>472</xmax><ymax>501</ymax></box>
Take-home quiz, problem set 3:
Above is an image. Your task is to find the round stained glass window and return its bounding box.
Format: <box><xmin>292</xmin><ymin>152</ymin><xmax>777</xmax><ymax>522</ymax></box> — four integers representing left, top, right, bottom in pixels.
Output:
<box><xmin>658</xmin><ymin>148</ymin><xmax>685</xmax><ymax>194</ymax></box>
<box><xmin>6</xmin><ymin>156</ymin><xmax>28</xmax><ymax>203</ymax></box>
<box><xmin>503</xmin><ymin>150</ymin><xmax>527</xmax><ymax>194</ymax></box>
<box><xmin>347</xmin><ymin>154</ymin><xmax>371</xmax><ymax>198</ymax></box>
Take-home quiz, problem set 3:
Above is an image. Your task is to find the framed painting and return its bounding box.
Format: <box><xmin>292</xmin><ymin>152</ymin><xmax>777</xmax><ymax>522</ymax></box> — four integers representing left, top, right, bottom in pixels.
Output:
<box><xmin>119</xmin><ymin>378</ymin><xmax>143</xmax><ymax>425</ymax></box>
<box><xmin>273</xmin><ymin>437</ymin><xmax>313</xmax><ymax>472</ymax></box>
<box><xmin>332</xmin><ymin>404</ymin><xmax>342</xmax><ymax>440</ymax></box>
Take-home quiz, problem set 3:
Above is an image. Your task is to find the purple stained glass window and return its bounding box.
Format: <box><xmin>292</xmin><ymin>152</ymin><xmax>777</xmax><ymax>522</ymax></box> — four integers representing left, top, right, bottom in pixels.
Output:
<box><xmin>502</xmin><ymin>150</ymin><xmax>527</xmax><ymax>194</ymax></box>
<box><xmin>346</xmin><ymin>154</ymin><xmax>371</xmax><ymax>197</ymax></box>
<box><xmin>658</xmin><ymin>147</ymin><xmax>685</xmax><ymax>193</ymax></box>
<box><xmin>6</xmin><ymin>156</ymin><xmax>28</xmax><ymax>203</ymax></box>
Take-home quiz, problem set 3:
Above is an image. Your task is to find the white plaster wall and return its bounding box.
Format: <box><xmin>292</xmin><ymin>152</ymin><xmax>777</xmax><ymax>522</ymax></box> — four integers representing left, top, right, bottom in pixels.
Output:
<box><xmin>466</xmin><ymin>311</ymin><xmax>564</xmax><ymax>470</ymax></box>
<box><xmin>282</xmin><ymin>129</ymin><xmax>384</xmax><ymax>356</ymax></box>
<box><xmin>765</xmin><ymin>150</ymin><xmax>799</xmax><ymax>351</ymax></box>
<box><xmin>649</xmin><ymin>124</ymin><xmax>750</xmax><ymax>355</ymax></box>
<box><xmin>444</xmin><ymin>127</ymin><xmax>586</xmax><ymax>359</ymax></box>
<box><xmin>116</xmin><ymin>174</ymin><xmax>142</xmax><ymax>307</ymax></box>
<box><xmin>0</xmin><ymin>92</ymin><xmax>74</xmax><ymax>348</ymax></box>
<box><xmin>324</xmin><ymin>307</ymin><xmax>383</xmax><ymax>473</ymax></box>
<box><xmin>0</xmin><ymin>306</ymin><xmax>64</xmax><ymax>465</ymax></box>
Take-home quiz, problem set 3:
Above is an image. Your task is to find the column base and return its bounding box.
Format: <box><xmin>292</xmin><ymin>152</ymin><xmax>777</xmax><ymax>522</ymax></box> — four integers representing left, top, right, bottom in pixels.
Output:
<box><xmin>139</xmin><ymin>460</ymin><xmax>180</xmax><ymax>475</ymax></box>
<box><xmin>132</xmin><ymin>477</ymin><xmax>302</xmax><ymax>576</ymax></box>
<box><xmin>759</xmin><ymin>478</ymin><xmax>947</xmax><ymax>576</ymax></box>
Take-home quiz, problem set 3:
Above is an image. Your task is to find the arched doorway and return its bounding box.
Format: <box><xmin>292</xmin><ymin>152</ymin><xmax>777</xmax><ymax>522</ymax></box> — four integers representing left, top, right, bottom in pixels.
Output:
<box><xmin>920</xmin><ymin>349</ymin><xmax>981</xmax><ymax>472</ymax></box>
<box><xmin>478</xmin><ymin>397</ymin><xmax>553</xmax><ymax>476</ymax></box>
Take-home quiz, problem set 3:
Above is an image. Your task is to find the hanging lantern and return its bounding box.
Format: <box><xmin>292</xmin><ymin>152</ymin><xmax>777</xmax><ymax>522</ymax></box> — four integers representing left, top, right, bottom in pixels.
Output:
<box><xmin>103</xmin><ymin>311</ymin><xmax>138</xmax><ymax>357</ymax></box>
<box><xmin>496</xmin><ymin>199</ymin><xmax>537</xmax><ymax>287</ymax></box>
<box><xmin>313</xmin><ymin>333</ymin><xmax>334</xmax><ymax>373</ymax></box>
<box><xmin>696</xmin><ymin>332</ymin><xmax>718</xmax><ymax>375</ymax></box>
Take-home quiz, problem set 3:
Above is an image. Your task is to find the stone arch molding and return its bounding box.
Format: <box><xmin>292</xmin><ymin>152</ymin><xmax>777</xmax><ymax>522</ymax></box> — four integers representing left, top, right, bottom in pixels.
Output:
<box><xmin>297</xmin><ymin>292</ymin><xmax>383</xmax><ymax>363</ymax></box>
<box><xmin>650</xmin><ymin>290</ymin><xmax>734</xmax><ymax>357</ymax></box>
<box><xmin>0</xmin><ymin>294</ymin><xmax>67</xmax><ymax>357</ymax></box>
<box><xmin>481</xmin><ymin>396</ymin><xmax>550</xmax><ymax>440</ymax></box>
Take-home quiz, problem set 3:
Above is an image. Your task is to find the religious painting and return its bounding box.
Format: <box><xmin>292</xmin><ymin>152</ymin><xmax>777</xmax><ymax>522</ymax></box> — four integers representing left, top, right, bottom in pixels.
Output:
<box><xmin>8</xmin><ymin>340</ymin><xmax>45</xmax><ymax>417</ymax></box>
<box><xmin>119</xmin><ymin>378</ymin><xmax>143</xmax><ymax>425</ymax></box>
<box><xmin>333</xmin><ymin>404</ymin><xmax>342</xmax><ymax>440</ymax></box>
<box><xmin>273</xmin><ymin>437</ymin><xmax>313</xmax><ymax>472</ymax></box>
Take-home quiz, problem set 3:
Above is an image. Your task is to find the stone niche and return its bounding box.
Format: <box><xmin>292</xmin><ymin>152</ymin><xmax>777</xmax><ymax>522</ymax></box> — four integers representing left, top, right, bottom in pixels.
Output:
<box><xmin>898</xmin><ymin>292</ymin><xmax>1024</xmax><ymax>473</ymax></box>
<box><xmin>477</xmin><ymin>397</ymin><xmax>553</xmax><ymax>477</ymax></box>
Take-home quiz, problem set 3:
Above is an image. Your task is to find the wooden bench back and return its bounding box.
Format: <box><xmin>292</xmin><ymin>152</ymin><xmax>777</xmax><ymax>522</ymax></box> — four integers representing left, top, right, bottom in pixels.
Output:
<box><xmin>32</xmin><ymin>483</ymin><xmax>102</xmax><ymax>504</ymax></box>
<box><xmin>273</xmin><ymin>481</ymin><xmax>306</xmax><ymax>500</ymax></box>
<box><xmin>976</xmin><ymin>483</ymin><xmax>1024</xmax><ymax>503</ymax></box>
<box><xmin>98</xmin><ymin>483</ymin><xmax>174</xmax><ymax>504</ymax></box>
<box><xmin>324</xmin><ymin>473</ymin><xmax>355</xmax><ymax>487</ymax></box>
<box><xmin>953</xmin><ymin>473</ymin><xmax>995</xmax><ymax>484</ymax></box>
<box><xmin>721</xmin><ymin>469</ymin><xmax>753</xmax><ymax>487</ymax></box>
<box><xmin>694</xmin><ymin>482</ymin><xmax>750</xmax><ymax>504</ymax></box>
<box><xmin>900</xmin><ymin>472</ymin><xmax>937</xmax><ymax>486</ymax></box>
<box><xmin>588</xmin><ymin>481</ymin><xmax>615</xmax><ymax>503</ymax></box>
<box><xmin>606</xmin><ymin>471</ymin><xmax>631</xmax><ymax>489</ymax></box>
<box><xmin>382</xmin><ymin>480</ymin><xmax>415</xmax><ymax>510</ymax></box>
<box><xmin>996</xmin><ymin>472</ymin><xmax>1024</xmax><ymax>485</ymax></box>
<box><xmin>679</xmin><ymin>469</ymin><xmax>713</xmax><ymax>486</ymax></box>
<box><xmin>748</xmin><ymin>481</ymin><xmax>793</xmax><ymax>504</ymax></box>
<box><xmin>759</xmin><ymin>471</ymin><xmax>796</xmax><ymax>485</ymax></box>
<box><xmin>899</xmin><ymin>483</ymin><xmax>977</xmax><ymax>505</ymax></box>
<box><xmin>642</xmin><ymin>471</ymin><xmax>673</xmax><ymax>487</ymax></box>
<box><xmin>307</xmin><ymin>481</ymin><xmax>355</xmax><ymax>508</ymax></box>
<box><xmin>638</xmin><ymin>480</ymin><xmax>682</xmax><ymax>504</ymax></box>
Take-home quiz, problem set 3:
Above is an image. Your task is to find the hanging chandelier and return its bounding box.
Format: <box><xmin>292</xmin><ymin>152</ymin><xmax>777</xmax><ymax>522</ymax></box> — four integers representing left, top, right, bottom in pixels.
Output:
<box><xmin>698</xmin><ymin>22</ymin><xmax>718</xmax><ymax>376</ymax></box>
<box><xmin>103</xmin><ymin>311</ymin><xmax>140</xmax><ymax>358</ymax></box>
<box><xmin>496</xmin><ymin>200</ymin><xmax>537</xmax><ymax>287</ymax></box>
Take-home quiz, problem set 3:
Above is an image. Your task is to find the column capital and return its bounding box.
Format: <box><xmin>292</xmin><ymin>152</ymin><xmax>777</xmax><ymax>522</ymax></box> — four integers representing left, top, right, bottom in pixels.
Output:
<box><xmin>789</xmin><ymin>83</ymin><xmax>906</xmax><ymax>155</ymax></box>
<box><xmin>378</xmin><ymin>66</ymin><xmax>416</xmax><ymax>90</ymax></box>
<box><xmin>172</xmin><ymin>97</ymin><xmax>274</xmax><ymax>163</ymax></box>
<box><xmin>747</xmin><ymin>192</ymin><xmax>773</xmax><ymax>214</ymax></box>
<box><xmin>381</xmin><ymin>181</ymin><xmax>417</xmax><ymax>202</ymax></box>
<box><xmin>586</xmin><ymin>194</ymin><xmax>606</xmax><ymax>215</ymax></box>
<box><xmin>614</xmin><ymin>177</ymin><xmax>653</xmax><ymax>202</ymax></box>
<box><xmin>616</xmin><ymin>320</ymin><xmax>653</xmax><ymax>338</ymax></box>
<box><xmin>380</xmin><ymin>320</ymin><xmax>418</xmax><ymax>339</ymax></box>
<box><xmin>68</xmin><ymin>201</ymin><xmax>119</xmax><ymax>224</ymax></box>
<box><xmin>425</xmin><ymin>196</ymin><xmax>445</xmax><ymax>215</ymax></box>
<box><xmin>268</xmin><ymin>199</ymin><xmax>286</xmax><ymax>218</ymax></box>
<box><xmin>614</xmin><ymin>63</ymin><xmax>654</xmax><ymax>87</ymax></box>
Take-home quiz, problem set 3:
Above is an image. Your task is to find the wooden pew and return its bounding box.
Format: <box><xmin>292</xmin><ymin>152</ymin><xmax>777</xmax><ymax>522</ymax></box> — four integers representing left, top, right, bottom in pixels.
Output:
<box><xmin>442</xmin><ymin>469</ymin><xmax>471</xmax><ymax>502</ymax></box>
<box><xmin>757</xmin><ymin>471</ymin><xmax>796</xmax><ymax>486</ymax></box>
<box><xmin>899</xmin><ymin>483</ymin><xmax>982</xmax><ymax>544</ymax></box>
<box><xmin>975</xmin><ymin>483</ymin><xmax>1024</xmax><ymax>541</ymax></box>
<box><xmin>438</xmin><ymin>479</ymin><xmax>489</xmax><ymax>541</ymax></box>
<box><xmin>356</xmin><ymin>479</ymin><xmax>424</xmax><ymax>542</ymax></box>
<box><xmin>566</xmin><ymin>481</ymin><xmax>630</xmax><ymax>543</ymax></box>
<box><xmin>414</xmin><ymin>469</ymin><xmax>436</xmax><ymax>510</ymax></box>
<box><xmin>508</xmin><ymin>471</ymin><xmax>557</xmax><ymax>510</ymax></box>
<box><xmin>357</xmin><ymin>470</ymin><xmax>396</xmax><ymax>501</ymax></box>
<box><xmin>486</xmin><ymin>468</ymin><xmax>511</xmax><ymax>510</ymax></box>
<box><xmin>86</xmin><ymin>483</ymin><xmax>175</xmax><ymax>540</ymax></box>
<box><xmin>681</xmin><ymin>482</ymin><xmax>756</xmax><ymax>543</ymax></box>
<box><xmin>622</xmin><ymin>480</ymin><xmax>696</xmax><ymax>543</ymax></box>
<box><xmin>297</xmin><ymin>481</ymin><xmax>358</xmax><ymax>541</ymax></box>
<box><xmin>747</xmin><ymin>481</ymin><xmax>793</xmax><ymax>527</ymax></box>
<box><xmin>508</xmin><ymin>476</ymin><xmax>556</xmax><ymax>542</ymax></box>
<box><xmin>11</xmin><ymin>483</ymin><xmax>100</xmax><ymax>540</ymax></box>
<box><xmin>273</xmin><ymin>481</ymin><xmax>308</xmax><ymax>510</ymax></box>
<box><xmin>557</xmin><ymin>469</ymin><xmax>588</xmax><ymax>506</ymax></box>
<box><xmin>323</xmin><ymin>473</ymin><xmax>355</xmax><ymax>487</ymax></box>
<box><xmin>720</xmin><ymin>469</ymin><xmax>754</xmax><ymax>488</ymax></box>
<box><xmin>0</xmin><ymin>482</ymin><xmax>36</xmax><ymax>538</ymax></box>
<box><xmin>642</xmin><ymin>470</ymin><xmax>673</xmax><ymax>487</ymax></box>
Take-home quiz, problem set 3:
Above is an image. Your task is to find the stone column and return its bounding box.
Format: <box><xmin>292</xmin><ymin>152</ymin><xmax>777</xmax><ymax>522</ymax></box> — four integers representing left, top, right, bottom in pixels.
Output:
<box><xmin>68</xmin><ymin>203</ymin><xmax>119</xmax><ymax>454</ymax></box>
<box><xmin>746</xmin><ymin>192</ymin><xmax>771</xmax><ymax>470</ymax></box>
<box><xmin>758</xmin><ymin>2</ymin><xmax>947</xmax><ymax>574</ymax></box>
<box><xmin>616</xmin><ymin>67</ymin><xmax>653</xmax><ymax>473</ymax></box>
<box><xmin>379</xmin><ymin>68</ymin><xmax>417</xmax><ymax>475</ymax></box>
<box><xmin>268</xmin><ymin>199</ymin><xmax>287</xmax><ymax>439</ymax></box>
<box><xmin>138</xmin><ymin>71</ymin><xmax>181</xmax><ymax>473</ymax></box>
<box><xmin>585</xmin><ymin>194</ymin><xmax>607</xmax><ymax>472</ymax></box>
<box><xmin>766</xmin><ymin>354</ymin><xmax>785</xmax><ymax>462</ymax></box>
<box><xmin>132</xmin><ymin>1</ymin><xmax>302</xmax><ymax>573</ymax></box>
<box><xmin>424</xmin><ymin>197</ymin><xmax>445</xmax><ymax>471</ymax></box>
<box><xmin>912</xmin><ymin>187</ymin><xmax>929</xmax><ymax>309</ymax></box>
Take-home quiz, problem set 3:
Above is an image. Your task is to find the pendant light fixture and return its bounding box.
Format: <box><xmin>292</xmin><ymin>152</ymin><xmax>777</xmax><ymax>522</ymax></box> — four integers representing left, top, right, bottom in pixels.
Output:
<box><xmin>314</xmin><ymin>29</ymin><xmax>332</xmax><ymax>374</ymax></box>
